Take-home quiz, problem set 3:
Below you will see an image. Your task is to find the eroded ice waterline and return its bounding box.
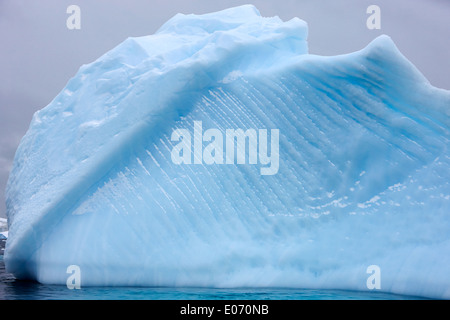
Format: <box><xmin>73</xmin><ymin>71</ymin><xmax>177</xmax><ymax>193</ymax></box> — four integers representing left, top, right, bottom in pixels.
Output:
<box><xmin>4</xmin><ymin>5</ymin><xmax>450</xmax><ymax>299</ymax></box>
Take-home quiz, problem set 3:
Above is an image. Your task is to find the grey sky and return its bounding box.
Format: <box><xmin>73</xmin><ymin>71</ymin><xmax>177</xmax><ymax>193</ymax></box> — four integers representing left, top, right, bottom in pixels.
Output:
<box><xmin>1</xmin><ymin>0</ymin><xmax>449</xmax><ymax>219</ymax></box>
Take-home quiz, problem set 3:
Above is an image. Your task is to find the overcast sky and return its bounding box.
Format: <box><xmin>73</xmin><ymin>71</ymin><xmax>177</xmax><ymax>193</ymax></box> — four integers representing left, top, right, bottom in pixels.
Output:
<box><xmin>0</xmin><ymin>0</ymin><xmax>449</xmax><ymax>219</ymax></box>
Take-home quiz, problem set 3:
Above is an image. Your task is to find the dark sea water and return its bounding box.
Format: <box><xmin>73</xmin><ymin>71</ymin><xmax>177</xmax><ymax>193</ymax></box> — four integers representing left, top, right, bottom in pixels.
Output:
<box><xmin>0</xmin><ymin>239</ymin><xmax>427</xmax><ymax>300</ymax></box>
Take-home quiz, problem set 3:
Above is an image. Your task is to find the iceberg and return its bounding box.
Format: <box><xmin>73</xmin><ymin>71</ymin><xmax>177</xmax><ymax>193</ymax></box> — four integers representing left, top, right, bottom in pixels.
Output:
<box><xmin>4</xmin><ymin>5</ymin><xmax>450</xmax><ymax>299</ymax></box>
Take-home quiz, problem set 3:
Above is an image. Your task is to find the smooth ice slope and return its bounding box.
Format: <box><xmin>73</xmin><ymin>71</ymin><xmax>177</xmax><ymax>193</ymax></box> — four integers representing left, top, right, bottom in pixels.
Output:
<box><xmin>5</xmin><ymin>5</ymin><xmax>450</xmax><ymax>299</ymax></box>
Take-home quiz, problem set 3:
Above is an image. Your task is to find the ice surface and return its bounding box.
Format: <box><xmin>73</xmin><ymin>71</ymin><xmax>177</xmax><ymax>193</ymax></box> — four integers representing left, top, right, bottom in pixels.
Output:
<box><xmin>4</xmin><ymin>5</ymin><xmax>450</xmax><ymax>298</ymax></box>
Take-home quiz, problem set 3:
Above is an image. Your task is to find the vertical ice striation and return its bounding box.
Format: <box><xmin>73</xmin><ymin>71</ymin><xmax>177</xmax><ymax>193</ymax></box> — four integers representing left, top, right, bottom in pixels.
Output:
<box><xmin>4</xmin><ymin>5</ymin><xmax>450</xmax><ymax>299</ymax></box>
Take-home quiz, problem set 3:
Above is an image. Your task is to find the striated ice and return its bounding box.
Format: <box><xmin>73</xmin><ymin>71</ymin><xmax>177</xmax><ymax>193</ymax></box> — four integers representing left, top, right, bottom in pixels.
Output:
<box><xmin>4</xmin><ymin>5</ymin><xmax>450</xmax><ymax>299</ymax></box>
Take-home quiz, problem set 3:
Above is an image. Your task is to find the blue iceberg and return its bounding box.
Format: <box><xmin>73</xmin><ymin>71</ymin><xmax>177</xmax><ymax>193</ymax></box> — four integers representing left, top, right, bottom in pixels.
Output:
<box><xmin>5</xmin><ymin>5</ymin><xmax>450</xmax><ymax>299</ymax></box>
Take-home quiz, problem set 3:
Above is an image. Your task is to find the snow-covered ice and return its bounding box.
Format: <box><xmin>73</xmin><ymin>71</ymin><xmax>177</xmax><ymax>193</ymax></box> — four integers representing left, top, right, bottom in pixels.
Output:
<box><xmin>4</xmin><ymin>5</ymin><xmax>450</xmax><ymax>299</ymax></box>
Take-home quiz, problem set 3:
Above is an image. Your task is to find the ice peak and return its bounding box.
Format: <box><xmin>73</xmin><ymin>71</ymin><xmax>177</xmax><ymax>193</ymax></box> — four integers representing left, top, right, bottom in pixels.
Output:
<box><xmin>152</xmin><ymin>4</ymin><xmax>308</xmax><ymax>49</ymax></box>
<box><xmin>128</xmin><ymin>5</ymin><xmax>309</xmax><ymax>78</ymax></box>
<box><xmin>156</xmin><ymin>5</ymin><xmax>265</xmax><ymax>35</ymax></box>
<box><xmin>360</xmin><ymin>34</ymin><xmax>404</xmax><ymax>62</ymax></box>
<box><xmin>378</xmin><ymin>35</ymin><xmax>438</xmax><ymax>87</ymax></box>
<box><xmin>365</xmin><ymin>34</ymin><xmax>396</xmax><ymax>49</ymax></box>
